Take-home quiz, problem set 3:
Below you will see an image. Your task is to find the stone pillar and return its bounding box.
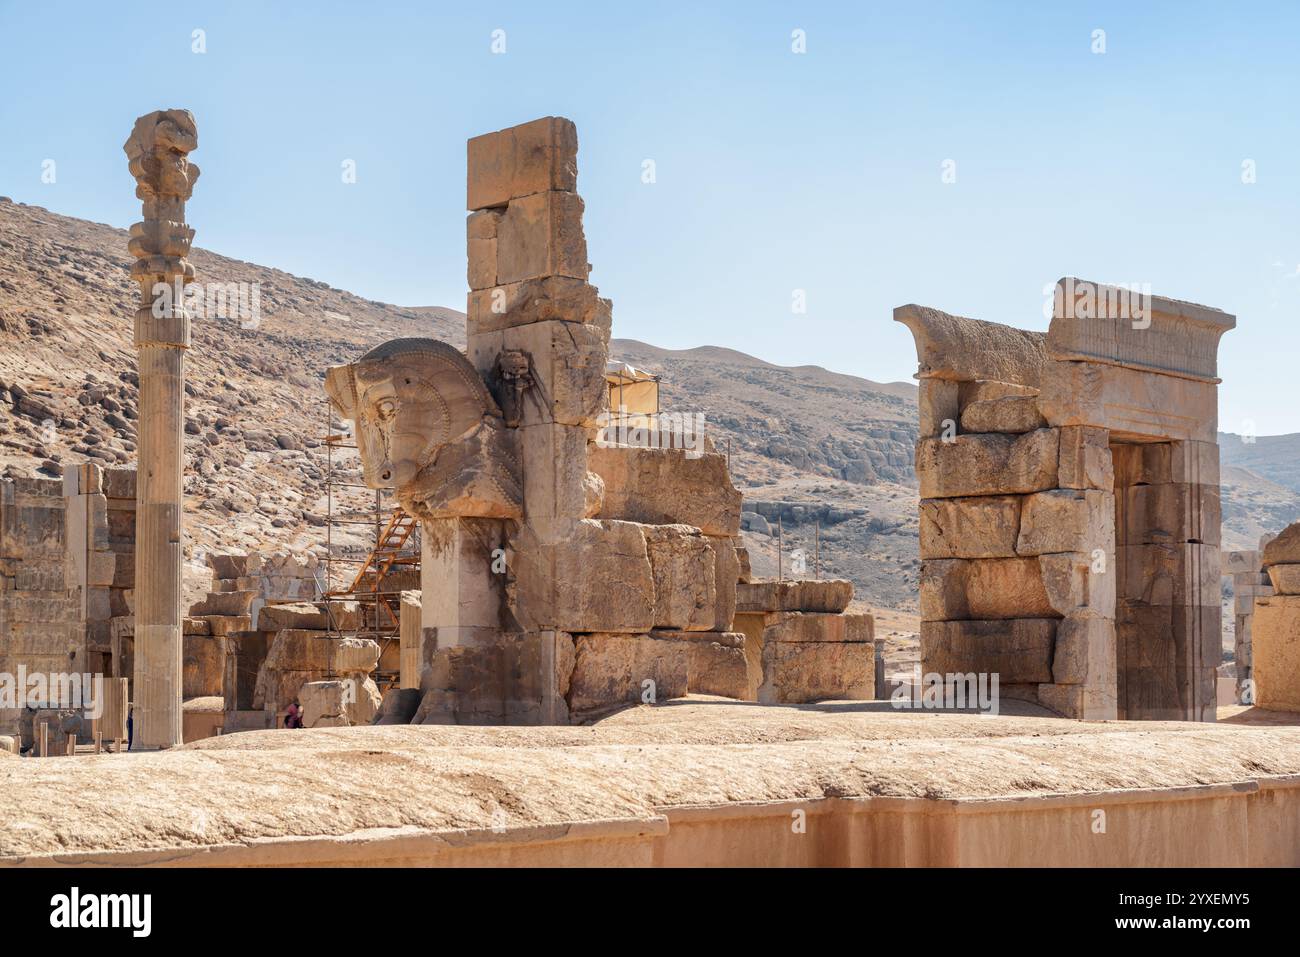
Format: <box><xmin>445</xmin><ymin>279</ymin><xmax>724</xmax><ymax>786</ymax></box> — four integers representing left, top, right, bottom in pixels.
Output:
<box><xmin>124</xmin><ymin>110</ymin><xmax>200</xmax><ymax>750</ymax></box>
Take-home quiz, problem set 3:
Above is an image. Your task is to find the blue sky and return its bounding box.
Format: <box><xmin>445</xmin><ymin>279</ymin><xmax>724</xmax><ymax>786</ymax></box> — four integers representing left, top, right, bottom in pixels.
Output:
<box><xmin>2</xmin><ymin>1</ymin><xmax>1299</xmax><ymax>433</ymax></box>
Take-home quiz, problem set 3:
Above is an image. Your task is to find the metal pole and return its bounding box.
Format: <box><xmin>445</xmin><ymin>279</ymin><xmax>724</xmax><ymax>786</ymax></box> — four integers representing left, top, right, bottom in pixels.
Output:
<box><xmin>777</xmin><ymin>515</ymin><xmax>783</xmax><ymax>582</ymax></box>
<box><xmin>815</xmin><ymin>521</ymin><xmax>821</xmax><ymax>579</ymax></box>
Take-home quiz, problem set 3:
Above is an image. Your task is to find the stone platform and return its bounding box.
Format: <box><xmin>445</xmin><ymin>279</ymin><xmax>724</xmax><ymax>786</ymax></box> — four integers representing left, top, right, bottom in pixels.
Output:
<box><xmin>2</xmin><ymin>699</ymin><xmax>1299</xmax><ymax>866</ymax></box>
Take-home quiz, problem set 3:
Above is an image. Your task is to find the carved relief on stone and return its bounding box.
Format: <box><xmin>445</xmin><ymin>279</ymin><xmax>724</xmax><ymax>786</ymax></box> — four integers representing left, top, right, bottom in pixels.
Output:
<box><xmin>325</xmin><ymin>338</ymin><xmax>522</xmax><ymax>521</ymax></box>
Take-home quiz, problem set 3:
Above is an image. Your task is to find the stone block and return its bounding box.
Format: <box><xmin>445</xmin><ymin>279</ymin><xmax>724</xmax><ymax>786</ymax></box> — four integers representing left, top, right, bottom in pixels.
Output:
<box><xmin>1050</xmin><ymin>613</ymin><xmax>1116</xmax><ymax>686</ymax></box>
<box><xmin>916</xmin><ymin>429</ymin><xmax>1059</xmax><ymax>499</ymax></box>
<box><xmin>734</xmin><ymin>578</ymin><xmax>854</xmax><ymax>613</ymax></box>
<box><xmin>208</xmin><ymin>551</ymin><xmax>260</xmax><ymax>580</ymax></box>
<box><xmin>757</xmin><ymin>641</ymin><xmax>873</xmax><ymax>704</ymax></box>
<box><xmin>1223</xmin><ymin>550</ymin><xmax>1259</xmax><ymax>575</ymax></box>
<box><xmin>415</xmin><ymin>631</ymin><xmax>573</xmax><ymax>725</ymax></box>
<box><xmin>182</xmin><ymin>617</ymin><xmax>210</xmax><ymax>636</ymax></box>
<box><xmin>1038</xmin><ymin>361</ymin><xmax>1219</xmax><ymax>443</ymax></box>
<box><xmin>761</xmin><ymin>611</ymin><xmax>873</xmax><ymax>643</ymax></box>
<box><xmin>334</xmin><ymin>636</ymin><xmax>381</xmax><ymax>674</ymax></box>
<box><xmin>1016</xmin><ymin>489</ymin><xmax>1114</xmax><ymax>556</ymax></box>
<box><xmin>652</xmin><ymin>630</ymin><xmax>749</xmax><ymax>699</ymax></box>
<box><xmin>920</xmin><ymin>557</ymin><xmax>1054</xmax><ymax>621</ymax></box>
<box><xmin>375</xmin><ymin>687</ymin><xmax>422</xmax><ymax>725</ymax></box>
<box><xmin>498</xmin><ymin>319</ymin><xmax>608</xmax><ymax>428</ymax></box>
<box><xmin>507</xmin><ymin>519</ymin><xmax>655</xmax><ymax>634</ymax></box>
<box><xmin>1117</xmin><ymin>543</ymin><xmax>1220</xmax><ymax>607</ymax></box>
<box><xmin>959</xmin><ymin>394</ymin><xmax>1046</xmax><ymax>434</ymax></box>
<box><xmin>1253</xmin><ymin>596</ymin><xmax>1300</xmax><ymax>711</ymax></box>
<box><xmin>958</xmin><ymin>379</ymin><xmax>1038</xmax><ymax>407</ymax></box>
<box><xmin>643</xmin><ymin>524</ymin><xmax>716</xmax><ymax>631</ymax></box>
<box><xmin>1036</xmin><ymin>681</ymin><xmax>1117</xmax><ymax>720</ymax></box>
<box><xmin>1121</xmin><ymin>482</ymin><xmax>1220</xmax><ymax>546</ymax></box>
<box><xmin>467</xmin><ymin>275</ymin><xmax>612</xmax><ymax>335</ymax></box>
<box><xmin>190</xmin><ymin>590</ymin><xmax>255</xmax><ymax>617</ymax></box>
<box><xmin>1058</xmin><ymin>426</ymin><xmax>1114</xmax><ymax>490</ymax></box>
<box><xmin>202</xmin><ymin>615</ymin><xmax>252</xmax><ymax>636</ymax></box>
<box><xmin>182</xmin><ymin>634</ymin><xmax>225</xmax><ymax>699</ymax></box>
<box><xmin>326</xmin><ymin>599</ymin><xmax>364</xmax><ymax>631</ymax></box>
<box><xmin>567</xmin><ymin>633</ymin><xmax>689</xmax><ymax>720</ymax></box>
<box><xmin>300</xmin><ymin>677</ymin><xmax>382</xmax><ymax>728</ymax></box>
<box><xmin>920</xmin><ymin>618</ymin><xmax>1056</xmax><ymax>684</ymax></box>
<box><xmin>1267</xmin><ymin>564</ymin><xmax>1300</xmax><ymax>595</ymax></box>
<box><xmin>467</xmin><ymin>116</ymin><xmax>578</xmax><ymax>211</ymax></box>
<box><xmin>1038</xmin><ymin>552</ymin><xmax>1116</xmax><ymax>618</ymax></box>
<box><xmin>709</xmin><ymin>535</ymin><xmax>739</xmax><ymax>631</ymax></box>
<box><xmin>495</xmin><ymin>190</ymin><xmax>588</xmax><ymax>285</ymax></box>
<box><xmin>258</xmin><ymin>601</ymin><xmax>328</xmax><ymax>632</ymax></box>
<box><xmin>1263</xmin><ymin>523</ymin><xmax>1300</xmax><ymax>567</ymax></box>
<box><xmin>519</xmin><ymin>423</ymin><xmax>590</xmax><ymax>532</ymax></box>
<box><xmin>919</xmin><ymin>495</ymin><xmax>1021</xmax><ymax>559</ymax></box>
<box><xmin>917</xmin><ymin>378</ymin><xmax>959</xmax><ymax>439</ymax></box>
<box><xmin>588</xmin><ymin>445</ymin><xmax>741</xmax><ymax>536</ymax></box>
<box><xmin>87</xmin><ymin>550</ymin><xmax>116</xmax><ymax>587</ymax></box>
<box><xmin>467</xmin><ymin>209</ymin><xmax>501</xmax><ymax>290</ymax></box>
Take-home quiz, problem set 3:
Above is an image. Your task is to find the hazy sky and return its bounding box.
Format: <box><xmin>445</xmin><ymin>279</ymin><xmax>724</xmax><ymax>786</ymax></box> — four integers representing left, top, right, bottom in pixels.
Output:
<box><xmin>2</xmin><ymin>1</ymin><xmax>1298</xmax><ymax>434</ymax></box>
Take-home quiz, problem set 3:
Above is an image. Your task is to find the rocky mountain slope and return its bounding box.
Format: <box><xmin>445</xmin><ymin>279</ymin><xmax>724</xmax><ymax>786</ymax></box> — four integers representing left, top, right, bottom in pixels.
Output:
<box><xmin>2</xmin><ymin>196</ymin><xmax>1298</xmax><ymax>618</ymax></box>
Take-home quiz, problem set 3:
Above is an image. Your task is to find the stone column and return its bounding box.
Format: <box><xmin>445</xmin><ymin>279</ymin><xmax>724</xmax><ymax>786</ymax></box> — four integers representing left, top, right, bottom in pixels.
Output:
<box><xmin>123</xmin><ymin>110</ymin><xmax>200</xmax><ymax>750</ymax></box>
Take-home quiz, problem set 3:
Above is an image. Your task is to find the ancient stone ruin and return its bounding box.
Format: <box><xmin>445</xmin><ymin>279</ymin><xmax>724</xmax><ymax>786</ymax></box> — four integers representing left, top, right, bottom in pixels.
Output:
<box><xmin>124</xmin><ymin>109</ymin><xmax>200</xmax><ymax>750</ymax></box>
<box><xmin>1224</xmin><ymin>536</ymin><xmax>1274</xmax><ymax>703</ymax></box>
<box><xmin>898</xmin><ymin>280</ymin><xmax>1234</xmax><ymax>720</ymax></box>
<box><xmin>1254</xmin><ymin>522</ymin><xmax>1300</xmax><ymax>711</ymax></box>
<box><xmin>323</xmin><ymin>117</ymin><xmax>872</xmax><ymax>724</ymax></box>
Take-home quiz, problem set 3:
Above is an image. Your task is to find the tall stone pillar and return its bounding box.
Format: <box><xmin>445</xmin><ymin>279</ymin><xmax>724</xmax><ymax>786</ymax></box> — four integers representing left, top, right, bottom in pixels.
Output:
<box><xmin>124</xmin><ymin>110</ymin><xmax>200</xmax><ymax>749</ymax></box>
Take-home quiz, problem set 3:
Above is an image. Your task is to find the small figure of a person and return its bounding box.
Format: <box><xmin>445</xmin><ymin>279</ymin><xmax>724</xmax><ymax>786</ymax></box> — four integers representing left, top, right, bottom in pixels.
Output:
<box><xmin>285</xmin><ymin>700</ymin><xmax>303</xmax><ymax>729</ymax></box>
<box><xmin>126</xmin><ymin>705</ymin><xmax>134</xmax><ymax>751</ymax></box>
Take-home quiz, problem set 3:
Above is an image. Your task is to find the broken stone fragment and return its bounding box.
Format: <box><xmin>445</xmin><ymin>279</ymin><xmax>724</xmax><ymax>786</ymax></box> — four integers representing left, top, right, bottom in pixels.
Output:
<box><xmin>735</xmin><ymin>579</ymin><xmax>854</xmax><ymax>614</ymax></box>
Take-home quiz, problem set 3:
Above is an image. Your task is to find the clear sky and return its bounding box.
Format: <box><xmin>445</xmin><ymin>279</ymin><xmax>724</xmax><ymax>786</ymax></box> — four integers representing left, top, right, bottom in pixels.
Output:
<box><xmin>2</xmin><ymin>1</ymin><xmax>1298</xmax><ymax>434</ymax></box>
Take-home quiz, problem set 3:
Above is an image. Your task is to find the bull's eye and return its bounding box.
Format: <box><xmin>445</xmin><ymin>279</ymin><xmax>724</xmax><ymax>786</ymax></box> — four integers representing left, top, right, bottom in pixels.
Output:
<box><xmin>375</xmin><ymin>398</ymin><xmax>397</xmax><ymax>420</ymax></box>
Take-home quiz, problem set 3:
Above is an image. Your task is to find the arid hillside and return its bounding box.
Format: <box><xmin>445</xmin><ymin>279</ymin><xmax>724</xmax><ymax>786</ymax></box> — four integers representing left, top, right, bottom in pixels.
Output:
<box><xmin>2</xmin><ymin>196</ymin><xmax>1299</xmax><ymax>617</ymax></box>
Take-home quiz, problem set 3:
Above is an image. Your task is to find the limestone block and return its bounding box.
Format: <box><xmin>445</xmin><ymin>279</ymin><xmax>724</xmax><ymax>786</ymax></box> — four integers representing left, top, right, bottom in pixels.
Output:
<box><xmin>916</xmin><ymin>429</ymin><xmax>1059</xmax><ymax>499</ymax></box>
<box><xmin>467</xmin><ymin>116</ymin><xmax>578</xmax><ymax>211</ymax></box>
<box><xmin>326</xmin><ymin>599</ymin><xmax>364</xmax><ymax>631</ymax></box>
<box><xmin>182</xmin><ymin>617</ymin><xmax>211</xmax><ymax>636</ymax></box>
<box><xmin>643</xmin><ymin>524</ymin><xmax>716</xmax><ymax>631</ymax></box>
<box><xmin>652</xmin><ymin>630</ymin><xmax>749</xmax><ymax>699</ymax></box>
<box><xmin>1058</xmin><ymin>426</ymin><xmax>1114</xmax><ymax>490</ymax></box>
<box><xmin>415</xmin><ymin>632</ymin><xmax>573</xmax><ymax>725</ymax></box>
<box><xmin>467</xmin><ymin>209</ymin><xmax>501</xmax><ymax>290</ymax></box>
<box><xmin>498</xmin><ymin>319</ymin><xmax>608</xmax><ymax>428</ymax></box>
<box><xmin>588</xmin><ymin>445</ymin><xmax>741</xmax><ymax>536</ymax></box>
<box><xmin>1038</xmin><ymin>361</ymin><xmax>1219</xmax><ymax>443</ymax></box>
<box><xmin>1016</xmin><ymin>489</ymin><xmax>1114</xmax><ymax>556</ymax></box>
<box><xmin>917</xmin><ymin>378</ymin><xmax>959</xmax><ymax>439</ymax></box>
<box><xmin>495</xmin><ymin>190</ymin><xmax>588</xmax><ymax>285</ymax></box>
<box><xmin>761</xmin><ymin>611</ymin><xmax>873</xmax><ymax>643</ymax></box>
<box><xmin>421</xmin><ymin>518</ymin><xmax>509</xmax><ymax>640</ymax></box>
<box><xmin>757</xmin><ymin>641</ymin><xmax>873</xmax><ymax>704</ymax></box>
<box><xmin>208</xmin><ymin>551</ymin><xmax>260</xmax><ymax>580</ymax></box>
<box><xmin>959</xmin><ymin>394</ymin><xmax>1045</xmax><ymax>434</ymax></box>
<box><xmin>519</xmin><ymin>423</ymin><xmax>590</xmax><ymax>531</ymax></box>
<box><xmin>1117</xmin><ymin>543</ymin><xmax>1220</xmax><ymax>607</ymax></box>
<box><xmin>709</xmin><ymin>534</ymin><xmax>739</xmax><ymax>631</ymax></box>
<box><xmin>919</xmin><ymin>495</ymin><xmax>1021</xmax><ymax>559</ymax></box>
<box><xmin>182</xmin><ymin>634</ymin><xmax>225</xmax><ymax>699</ymax></box>
<box><xmin>300</xmin><ymin>677</ymin><xmax>382</xmax><ymax>728</ymax></box>
<box><xmin>467</xmin><ymin>275</ymin><xmax>612</xmax><ymax>335</ymax></box>
<box><xmin>1223</xmin><ymin>550</ymin><xmax>1259</xmax><ymax>575</ymax></box>
<box><xmin>375</xmin><ymin>687</ymin><xmax>422</xmax><ymax>725</ymax></box>
<box><xmin>567</xmin><ymin>633</ymin><xmax>689</xmax><ymax>720</ymax></box>
<box><xmin>1036</xmin><ymin>682</ymin><xmax>1116</xmax><ymax>721</ymax></box>
<box><xmin>1038</xmin><ymin>552</ymin><xmax>1116</xmax><ymax>619</ymax></box>
<box><xmin>1050</xmin><ymin>613</ymin><xmax>1116</xmax><ymax>686</ymax></box>
<box><xmin>190</xmin><ymin>590</ymin><xmax>255</xmax><ymax>617</ymax></box>
<box><xmin>736</xmin><ymin>544</ymin><xmax>752</xmax><ymax>583</ymax></box>
<box><xmin>734</xmin><ymin>578</ymin><xmax>854</xmax><ymax>614</ymax></box>
<box><xmin>1263</xmin><ymin>523</ymin><xmax>1300</xmax><ymax>567</ymax></box>
<box><xmin>258</xmin><ymin>601</ymin><xmax>329</xmax><ymax>632</ymax></box>
<box><xmin>1267</xmin><ymin>564</ymin><xmax>1300</xmax><ymax>595</ymax></box>
<box><xmin>921</xmin><ymin>619</ymin><xmax>1056</xmax><ymax>684</ymax></box>
<box><xmin>87</xmin><ymin>550</ymin><xmax>116</xmax><ymax>587</ymax></box>
<box><xmin>920</xmin><ymin>558</ymin><xmax>1054</xmax><ymax>621</ymax></box>
<box><xmin>335</xmin><ymin>637</ymin><xmax>381</xmax><ymax>674</ymax></box>
<box><xmin>507</xmin><ymin>520</ymin><xmax>654</xmax><ymax>634</ymax></box>
<box><xmin>1253</xmin><ymin>596</ymin><xmax>1300</xmax><ymax>711</ymax></box>
<box><xmin>201</xmin><ymin>615</ymin><xmax>252</xmax><ymax>636</ymax></box>
<box><xmin>1121</xmin><ymin>483</ymin><xmax>1220</xmax><ymax>547</ymax></box>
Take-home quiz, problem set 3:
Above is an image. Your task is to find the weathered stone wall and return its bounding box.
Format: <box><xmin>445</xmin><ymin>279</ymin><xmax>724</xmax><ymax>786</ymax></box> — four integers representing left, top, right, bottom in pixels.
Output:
<box><xmin>0</xmin><ymin>464</ymin><xmax>135</xmax><ymax>740</ymax></box>
<box><xmin>1255</xmin><ymin>524</ymin><xmax>1300</xmax><ymax>711</ymax></box>
<box><xmin>898</xmin><ymin>282</ymin><xmax>1232</xmax><ymax>721</ymax></box>
<box><xmin>1224</xmin><ymin>538</ymin><xmax>1274</xmax><ymax>703</ymax></box>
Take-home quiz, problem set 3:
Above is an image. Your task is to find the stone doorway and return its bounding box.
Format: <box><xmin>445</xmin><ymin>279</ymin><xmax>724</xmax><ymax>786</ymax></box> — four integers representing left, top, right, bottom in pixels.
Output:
<box><xmin>1112</xmin><ymin>439</ymin><xmax>1220</xmax><ymax>720</ymax></box>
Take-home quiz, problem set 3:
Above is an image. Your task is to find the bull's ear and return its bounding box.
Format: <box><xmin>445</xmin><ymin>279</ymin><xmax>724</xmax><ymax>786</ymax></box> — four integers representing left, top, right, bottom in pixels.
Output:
<box><xmin>324</xmin><ymin>364</ymin><xmax>358</xmax><ymax>419</ymax></box>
